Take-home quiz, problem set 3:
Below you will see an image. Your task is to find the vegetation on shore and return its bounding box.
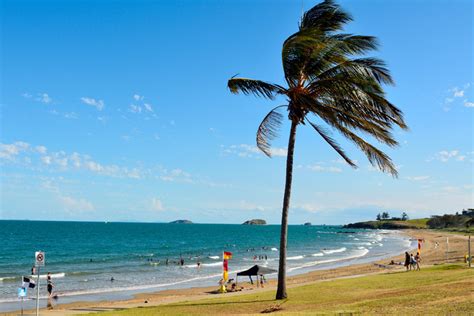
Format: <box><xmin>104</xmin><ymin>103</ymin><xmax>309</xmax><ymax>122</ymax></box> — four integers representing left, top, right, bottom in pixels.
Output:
<box><xmin>101</xmin><ymin>264</ymin><xmax>473</xmax><ymax>315</ymax></box>
<box><xmin>345</xmin><ymin>209</ymin><xmax>474</xmax><ymax>232</ymax></box>
<box><xmin>344</xmin><ymin>218</ymin><xmax>428</xmax><ymax>229</ymax></box>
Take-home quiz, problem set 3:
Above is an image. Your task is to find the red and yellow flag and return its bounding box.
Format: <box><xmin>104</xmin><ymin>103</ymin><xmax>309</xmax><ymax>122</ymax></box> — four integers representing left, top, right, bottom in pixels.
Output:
<box><xmin>417</xmin><ymin>239</ymin><xmax>423</xmax><ymax>255</ymax></box>
<box><xmin>223</xmin><ymin>251</ymin><xmax>232</xmax><ymax>281</ymax></box>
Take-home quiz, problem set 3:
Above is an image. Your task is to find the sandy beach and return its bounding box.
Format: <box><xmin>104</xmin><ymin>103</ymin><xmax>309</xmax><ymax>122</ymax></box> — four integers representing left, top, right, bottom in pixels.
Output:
<box><xmin>3</xmin><ymin>229</ymin><xmax>470</xmax><ymax>316</ymax></box>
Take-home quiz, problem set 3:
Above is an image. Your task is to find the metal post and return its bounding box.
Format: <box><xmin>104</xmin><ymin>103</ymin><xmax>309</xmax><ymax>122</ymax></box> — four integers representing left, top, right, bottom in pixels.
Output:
<box><xmin>446</xmin><ymin>237</ymin><xmax>449</xmax><ymax>263</ymax></box>
<box><xmin>21</xmin><ymin>296</ymin><xmax>24</xmax><ymax>316</ymax></box>
<box><xmin>36</xmin><ymin>266</ymin><xmax>40</xmax><ymax>316</ymax></box>
<box><xmin>469</xmin><ymin>235</ymin><xmax>471</xmax><ymax>268</ymax></box>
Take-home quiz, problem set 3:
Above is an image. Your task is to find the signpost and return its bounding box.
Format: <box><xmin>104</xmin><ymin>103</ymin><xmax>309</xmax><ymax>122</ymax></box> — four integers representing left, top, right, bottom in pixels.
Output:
<box><xmin>35</xmin><ymin>251</ymin><xmax>45</xmax><ymax>316</ymax></box>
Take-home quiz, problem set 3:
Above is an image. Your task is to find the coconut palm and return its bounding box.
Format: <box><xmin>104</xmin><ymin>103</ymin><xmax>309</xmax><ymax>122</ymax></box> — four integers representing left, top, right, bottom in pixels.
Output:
<box><xmin>228</xmin><ymin>0</ymin><xmax>407</xmax><ymax>300</ymax></box>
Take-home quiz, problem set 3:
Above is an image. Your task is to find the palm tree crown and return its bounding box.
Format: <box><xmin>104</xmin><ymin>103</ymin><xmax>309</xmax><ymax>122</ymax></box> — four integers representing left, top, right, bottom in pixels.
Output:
<box><xmin>228</xmin><ymin>0</ymin><xmax>407</xmax><ymax>176</ymax></box>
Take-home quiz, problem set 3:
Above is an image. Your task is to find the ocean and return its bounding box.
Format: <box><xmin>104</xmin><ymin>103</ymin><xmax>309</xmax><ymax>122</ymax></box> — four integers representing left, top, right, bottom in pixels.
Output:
<box><xmin>0</xmin><ymin>220</ymin><xmax>413</xmax><ymax>312</ymax></box>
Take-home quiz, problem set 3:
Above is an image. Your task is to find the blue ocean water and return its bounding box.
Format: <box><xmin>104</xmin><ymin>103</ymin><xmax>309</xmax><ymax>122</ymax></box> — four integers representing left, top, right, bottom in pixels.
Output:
<box><xmin>0</xmin><ymin>220</ymin><xmax>412</xmax><ymax>311</ymax></box>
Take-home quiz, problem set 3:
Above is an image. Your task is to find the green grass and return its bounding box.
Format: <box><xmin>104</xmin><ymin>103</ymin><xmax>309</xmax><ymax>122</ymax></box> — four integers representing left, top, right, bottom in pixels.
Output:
<box><xmin>404</xmin><ymin>218</ymin><xmax>429</xmax><ymax>228</ymax></box>
<box><xmin>98</xmin><ymin>264</ymin><xmax>473</xmax><ymax>315</ymax></box>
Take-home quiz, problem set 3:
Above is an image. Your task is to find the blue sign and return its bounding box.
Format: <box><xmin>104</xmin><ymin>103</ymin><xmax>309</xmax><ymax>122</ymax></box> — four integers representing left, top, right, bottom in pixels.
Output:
<box><xmin>18</xmin><ymin>287</ymin><xmax>27</xmax><ymax>298</ymax></box>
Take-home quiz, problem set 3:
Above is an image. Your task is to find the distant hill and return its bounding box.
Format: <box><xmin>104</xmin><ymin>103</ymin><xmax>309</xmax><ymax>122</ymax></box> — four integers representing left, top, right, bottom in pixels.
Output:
<box><xmin>304</xmin><ymin>222</ymin><xmax>312</xmax><ymax>226</ymax></box>
<box><xmin>242</xmin><ymin>219</ymin><xmax>266</xmax><ymax>225</ymax></box>
<box><xmin>169</xmin><ymin>220</ymin><xmax>193</xmax><ymax>224</ymax></box>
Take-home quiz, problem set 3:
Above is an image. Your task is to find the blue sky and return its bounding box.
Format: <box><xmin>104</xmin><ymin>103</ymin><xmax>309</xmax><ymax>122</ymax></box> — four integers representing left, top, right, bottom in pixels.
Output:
<box><xmin>0</xmin><ymin>0</ymin><xmax>472</xmax><ymax>224</ymax></box>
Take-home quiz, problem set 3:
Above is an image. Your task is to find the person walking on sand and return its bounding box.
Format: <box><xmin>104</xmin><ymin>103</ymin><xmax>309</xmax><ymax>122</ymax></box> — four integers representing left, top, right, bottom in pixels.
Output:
<box><xmin>410</xmin><ymin>253</ymin><xmax>416</xmax><ymax>270</ymax></box>
<box><xmin>404</xmin><ymin>252</ymin><xmax>410</xmax><ymax>271</ymax></box>
<box><xmin>47</xmin><ymin>272</ymin><xmax>54</xmax><ymax>297</ymax></box>
<box><xmin>415</xmin><ymin>253</ymin><xmax>421</xmax><ymax>271</ymax></box>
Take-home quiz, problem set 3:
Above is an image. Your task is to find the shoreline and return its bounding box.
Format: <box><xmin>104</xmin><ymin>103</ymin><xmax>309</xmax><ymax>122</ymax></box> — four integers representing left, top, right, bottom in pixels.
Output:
<box><xmin>1</xmin><ymin>229</ymin><xmax>470</xmax><ymax>315</ymax></box>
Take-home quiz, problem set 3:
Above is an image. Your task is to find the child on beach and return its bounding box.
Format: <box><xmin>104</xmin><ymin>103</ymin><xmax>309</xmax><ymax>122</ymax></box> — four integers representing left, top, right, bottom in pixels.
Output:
<box><xmin>47</xmin><ymin>272</ymin><xmax>54</xmax><ymax>297</ymax></box>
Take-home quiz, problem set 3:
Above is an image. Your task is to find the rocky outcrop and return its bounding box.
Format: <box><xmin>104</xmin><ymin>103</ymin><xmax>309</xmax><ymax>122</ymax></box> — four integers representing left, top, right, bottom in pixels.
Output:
<box><xmin>169</xmin><ymin>220</ymin><xmax>193</xmax><ymax>224</ymax></box>
<box><xmin>242</xmin><ymin>219</ymin><xmax>266</xmax><ymax>225</ymax></box>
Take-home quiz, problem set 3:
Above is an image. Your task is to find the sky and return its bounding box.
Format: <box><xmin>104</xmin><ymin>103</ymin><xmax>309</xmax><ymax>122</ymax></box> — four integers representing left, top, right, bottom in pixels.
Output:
<box><xmin>0</xmin><ymin>0</ymin><xmax>472</xmax><ymax>224</ymax></box>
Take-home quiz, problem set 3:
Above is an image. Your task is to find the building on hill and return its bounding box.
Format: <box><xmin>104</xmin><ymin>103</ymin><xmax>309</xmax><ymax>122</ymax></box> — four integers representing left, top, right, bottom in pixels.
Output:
<box><xmin>461</xmin><ymin>209</ymin><xmax>474</xmax><ymax>217</ymax></box>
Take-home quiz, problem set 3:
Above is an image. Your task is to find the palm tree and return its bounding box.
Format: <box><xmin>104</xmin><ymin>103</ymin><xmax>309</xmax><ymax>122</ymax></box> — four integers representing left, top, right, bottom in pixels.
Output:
<box><xmin>228</xmin><ymin>0</ymin><xmax>407</xmax><ymax>300</ymax></box>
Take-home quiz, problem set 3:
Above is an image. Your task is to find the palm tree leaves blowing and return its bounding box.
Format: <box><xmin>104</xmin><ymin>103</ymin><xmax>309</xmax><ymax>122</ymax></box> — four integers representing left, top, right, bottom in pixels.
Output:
<box><xmin>228</xmin><ymin>0</ymin><xmax>407</xmax><ymax>300</ymax></box>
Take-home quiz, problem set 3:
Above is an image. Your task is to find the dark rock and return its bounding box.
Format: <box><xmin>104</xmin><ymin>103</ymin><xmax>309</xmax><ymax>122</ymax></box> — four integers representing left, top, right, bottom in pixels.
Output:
<box><xmin>169</xmin><ymin>220</ymin><xmax>193</xmax><ymax>224</ymax></box>
<box><xmin>242</xmin><ymin>219</ymin><xmax>266</xmax><ymax>225</ymax></box>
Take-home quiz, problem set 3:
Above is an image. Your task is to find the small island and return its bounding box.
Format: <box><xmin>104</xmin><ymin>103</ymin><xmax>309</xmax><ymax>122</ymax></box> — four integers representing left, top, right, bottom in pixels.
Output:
<box><xmin>169</xmin><ymin>220</ymin><xmax>193</xmax><ymax>224</ymax></box>
<box><xmin>242</xmin><ymin>219</ymin><xmax>266</xmax><ymax>225</ymax></box>
<box><xmin>303</xmin><ymin>222</ymin><xmax>312</xmax><ymax>226</ymax></box>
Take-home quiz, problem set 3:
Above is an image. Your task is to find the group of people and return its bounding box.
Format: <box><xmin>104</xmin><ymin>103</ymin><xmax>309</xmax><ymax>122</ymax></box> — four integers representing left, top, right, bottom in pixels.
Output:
<box><xmin>404</xmin><ymin>252</ymin><xmax>421</xmax><ymax>271</ymax></box>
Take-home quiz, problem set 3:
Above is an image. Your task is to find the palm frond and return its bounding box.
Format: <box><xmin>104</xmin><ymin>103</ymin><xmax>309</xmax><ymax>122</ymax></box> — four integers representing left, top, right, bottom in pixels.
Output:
<box><xmin>282</xmin><ymin>32</ymin><xmax>379</xmax><ymax>86</ymax></box>
<box><xmin>257</xmin><ymin>106</ymin><xmax>286</xmax><ymax>157</ymax></box>
<box><xmin>334</xmin><ymin>123</ymin><xmax>398</xmax><ymax>177</ymax></box>
<box><xmin>228</xmin><ymin>77</ymin><xmax>285</xmax><ymax>100</ymax></box>
<box><xmin>316</xmin><ymin>57</ymin><xmax>394</xmax><ymax>85</ymax></box>
<box><xmin>299</xmin><ymin>0</ymin><xmax>352</xmax><ymax>33</ymax></box>
<box><xmin>307</xmin><ymin>119</ymin><xmax>356</xmax><ymax>167</ymax></box>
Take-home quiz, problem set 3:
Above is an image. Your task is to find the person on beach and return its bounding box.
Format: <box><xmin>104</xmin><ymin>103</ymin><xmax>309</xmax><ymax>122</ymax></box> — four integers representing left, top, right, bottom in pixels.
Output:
<box><xmin>410</xmin><ymin>253</ymin><xmax>416</xmax><ymax>270</ymax></box>
<box><xmin>404</xmin><ymin>252</ymin><xmax>410</xmax><ymax>271</ymax></box>
<box><xmin>415</xmin><ymin>253</ymin><xmax>421</xmax><ymax>270</ymax></box>
<box><xmin>31</xmin><ymin>265</ymin><xmax>36</xmax><ymax>275</ymax></box>
<box><xmin>47</xmin><ymin>272</ymin><xmax>54</xmax><ymax>297</ymax></box>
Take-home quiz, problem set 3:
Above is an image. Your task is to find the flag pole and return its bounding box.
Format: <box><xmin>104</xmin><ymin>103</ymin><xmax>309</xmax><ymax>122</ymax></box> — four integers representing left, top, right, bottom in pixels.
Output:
<box><xmin>21</xmin><ymin>275</ymin><xmax>24</xmax><ymax>316</ymax></box>
<box><xmin>36</xmin><ymin>266</ymin><xmax>40</xmax><ymax>316</ymax></box>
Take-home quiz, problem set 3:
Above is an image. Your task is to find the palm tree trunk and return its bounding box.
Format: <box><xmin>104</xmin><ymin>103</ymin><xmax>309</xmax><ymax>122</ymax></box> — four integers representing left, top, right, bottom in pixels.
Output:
<box><xmin>276</xmin><ymin>120</ymin><xmax>298</xmax><ymax>300</ymax></box>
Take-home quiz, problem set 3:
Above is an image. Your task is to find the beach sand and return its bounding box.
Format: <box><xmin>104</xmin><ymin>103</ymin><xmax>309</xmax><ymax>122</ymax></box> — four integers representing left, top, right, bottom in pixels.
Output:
<box><xmin>2</xmin><ymin>229</ymin><xmax>471</xmax><ymax>315</ymax></box>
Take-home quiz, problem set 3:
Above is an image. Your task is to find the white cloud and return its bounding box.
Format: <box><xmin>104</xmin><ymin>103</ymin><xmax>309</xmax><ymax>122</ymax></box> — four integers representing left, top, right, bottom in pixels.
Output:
<box><xmin>431</xmin><ymin>150</ymin><xmax>460</xmax><ymax>162</ymax></box>
<box><xmin>22</xmin><ymin>92</ymin><xmax>32</xmax><ymax>98</ymax></box>
<box><xmin>133</xmin><ymin>94</ymin><xmax>144</xmax><ymax>101</ymax></box>
<box><xmin>41</xmin><ymin>156</ymin><xmax>52</xmax><ymax>165</ymax></box>
<box><xmin>405</xmin><ymin>175</ymin><xmax>430</xmax><ymax>181</ymax></box>
<box><xmin>35</xmin><ymin>146</ymin><xmax>47</xmax><ymax>154</ymax></box>
<box><xmin>444</xmin><ymin>83</ymin><xmax>473</xmax><ymax>110</ymax></box>
<box><xmin>238</xmin><ymin>200</ymin><xmax>266</xmax><ymax>212</ymax></box>
<box><xmin>151</xmin><ymin>198</ymin><xmax>164</xmax><ymax>211</ymax></box>
<box><xmin>144</xmin><ymin>103</ymin><xmax>153</xmax><ymax>112</ymax></box>
<box><xmin>222</xmin><ymin>144</ymin><xmax>287</xmax><ymax>158</ymax></box>
<box><xmin>306</xmin><ymin>164</ymin><xmax>342</xmax><ymax>173</ymax></box>
<box><xmin>160</xmin><ymin>168</ymin><xmax>193</xmax><ymax>183</ymax></box>
<box><xmin>464</xmin><ymin>100</ymin><xmax>474</xmax><ymax>108</ymax></box>
<box><xmin>81</xmin><ymin>97</ymin><xmax>104</xmax><ymax>111</ymax></box>
<box><xmin>64</xmin><ymin>112</ymin><xmax>78</xmax><ymax>119</ymax></box>
<box><xmin>59</xmin><ymin>195</ymin><xmax>95</xmax><ymax>212</ymax></box>
<box><xmin>0</xmin><ymin>141</ymin><xmax>30</xmax><ymax>160</ymax></box>
<box><xmin>129</xmin><ymin>104</ymin><xmax>142</xmax><ymax>113</ymax></box>
<box><xmin>36</xmin><ymin>93</ymin><xmax>52</xmax><ymax>104</ymax></box>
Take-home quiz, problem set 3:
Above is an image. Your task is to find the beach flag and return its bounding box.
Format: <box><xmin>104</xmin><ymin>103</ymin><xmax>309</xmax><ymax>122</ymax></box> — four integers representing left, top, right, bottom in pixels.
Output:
<box><xmin>417</xmin><ymin>239</ymin><xmax>423</xmax><ymax>255</ymax></box>
<box><xmin>222</xmin><ymin>251</ymin><xmax>232</xmax><ymax>281</ymax></box>
<box><xmin>22</xmin><ymin>276</ymin><xmax>35</xmax><ymax>289</ymax></box>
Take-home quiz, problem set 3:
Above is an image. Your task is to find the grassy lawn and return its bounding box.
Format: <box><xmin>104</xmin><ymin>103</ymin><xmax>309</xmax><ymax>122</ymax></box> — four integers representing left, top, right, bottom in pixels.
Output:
<box><xmin>99</xmin><ymin>264</ymin><xmax>473</xmax><ymax>315</ymax></box>
<box><xmin>404</xmin><ymin>218</ymin><xmax>429</xmax><ymax>228</ymax></box>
